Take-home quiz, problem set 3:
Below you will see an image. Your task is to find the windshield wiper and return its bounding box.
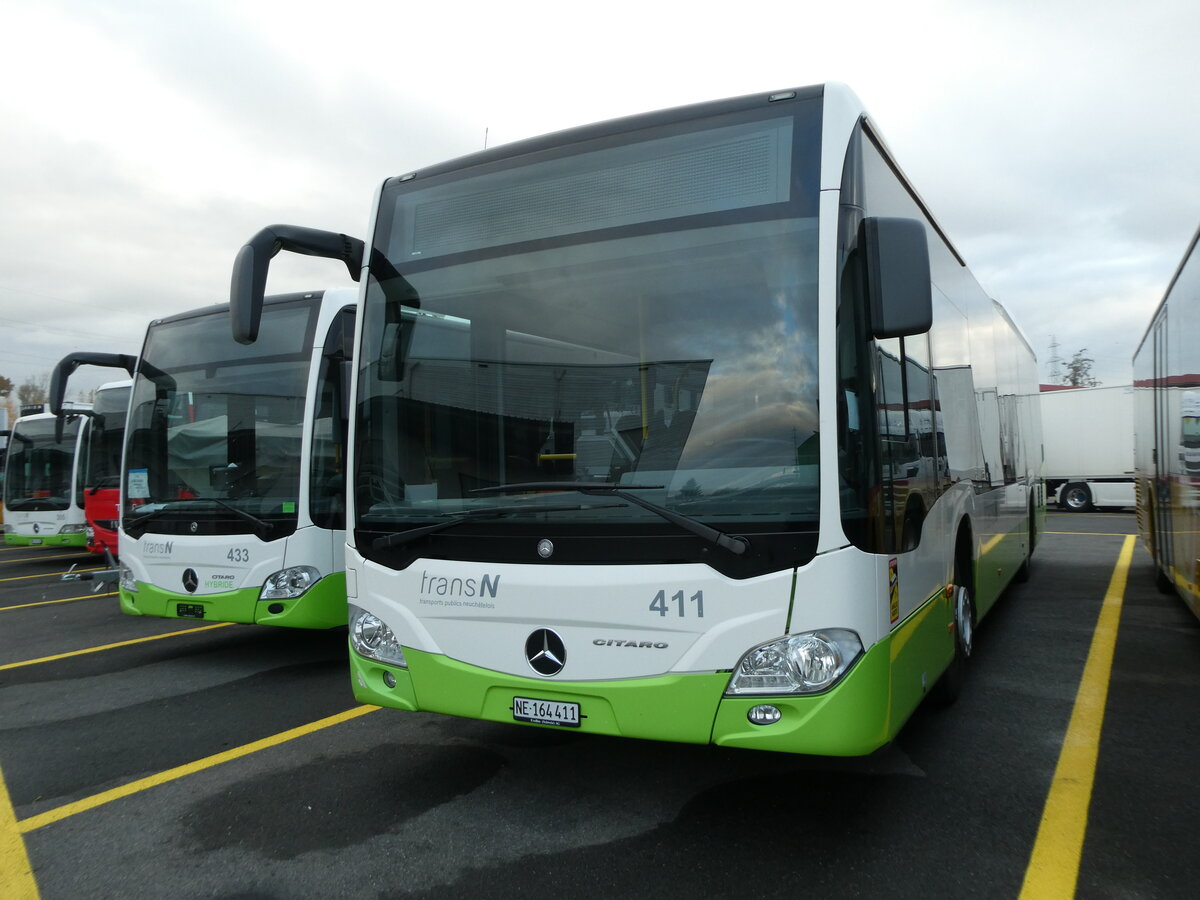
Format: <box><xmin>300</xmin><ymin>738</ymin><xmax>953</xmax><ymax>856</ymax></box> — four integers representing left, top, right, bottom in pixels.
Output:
<box><xmin>371</xmin><ymin>502</ymin><xmax>621</xmax><ymax>552</ymax></box>
<box><xmin>472</xmin><ymin>482</ymin><xmax>749</xmax><ymax>556</ymax></box>
<box><xmin>126</xmin><ymin>498</ymin><xmax>274</xmax><ymax>541</ymax></box>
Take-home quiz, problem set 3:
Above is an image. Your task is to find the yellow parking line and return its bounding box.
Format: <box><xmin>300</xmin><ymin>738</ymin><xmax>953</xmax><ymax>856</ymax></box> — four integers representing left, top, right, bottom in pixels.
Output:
<box><xmin>1044</xmin><ymin>531</ymin><xmax>1135</xmax><ymax>538</ymax></box>
<box><xmin>1018</xmin><ymin>533</ymin><xmax>1135</xmax><ymax>899</ymax></box>
<box><xmin>2</xmin><ymin>592</ymin><xmax>118</xmax><ymax>612</ymax></box>
<box><xmin>1</xmin><ymin>763</ymin><xmax>39</xmax><ymax>898</ymax></box>
<box><xmin>0</xmin><ymin>553</ymin><xmax>89</xmax><ymax>564</ymax></box>
<box><xmin>0</xmin><ymin>568</ymin><xmax>104</xmax><ymax>584</ymax></box>
<box><xmin>0</xmin><ymin>622</ymin><xmax>235</xmax><ymax>671</ymax></box>
<box><xmin>17</xmin><ymin>706</ymin><xmax>378</xmax><ymax>833</ymax></box>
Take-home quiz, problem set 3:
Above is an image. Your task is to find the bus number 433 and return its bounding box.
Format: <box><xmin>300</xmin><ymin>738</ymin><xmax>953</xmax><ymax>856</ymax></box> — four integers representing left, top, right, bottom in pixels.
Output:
<box><xmin>650</xmin><ymin>590</ymin><xmax>704</xmax><ymax>618</ymax></box>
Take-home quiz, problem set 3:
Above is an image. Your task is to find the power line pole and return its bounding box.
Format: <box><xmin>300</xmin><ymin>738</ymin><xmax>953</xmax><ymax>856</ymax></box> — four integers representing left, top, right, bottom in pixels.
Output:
<box><xmin>1047</xmin><ymin>334</ymin><xmax>1064</xmax><ymax>384</ymax></box>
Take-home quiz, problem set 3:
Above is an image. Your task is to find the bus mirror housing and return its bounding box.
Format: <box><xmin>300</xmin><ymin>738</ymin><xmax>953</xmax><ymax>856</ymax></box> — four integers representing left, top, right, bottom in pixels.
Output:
<box><xmin>230</xmin><ymin>225</ymin><xmax>366</xmax><ymax>345</ymax></box>
<box><xmin>863</xmin><ymin>217</ymin><xmax>933</xmax><ymax>338</ymax></box>
<box><xmin>49</xmin><ymin>351</ymin><xmax>137</xmax><ymax>416</ymax></box>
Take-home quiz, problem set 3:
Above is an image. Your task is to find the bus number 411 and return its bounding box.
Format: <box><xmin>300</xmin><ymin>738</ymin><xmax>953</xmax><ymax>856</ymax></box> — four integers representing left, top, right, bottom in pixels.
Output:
<box><xmin>649</xmin><ymin>590</ymin><xmax>704</xmax><ymax>618</ymax></box>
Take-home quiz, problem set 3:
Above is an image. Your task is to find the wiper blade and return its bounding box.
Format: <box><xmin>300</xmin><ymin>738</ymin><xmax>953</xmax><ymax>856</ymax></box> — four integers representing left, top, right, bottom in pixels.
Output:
<box><xmin>201</xmin><ymin>498</ymin><xmax>275</xmax><ymax>540</ymax></box>
<box><xmin>473</xmin><ymin>482</ymin><xmax>749</xmax><ymax>556</ymax></box>
<box><xmin>125</xmin><ymin>498</ymin><xmax>274</xmax><ymax>541</ymax></box>
<box><xmin>371</xmin><ymin>502</ymin><xmax>621</xmax><ymax>552</ymax></box>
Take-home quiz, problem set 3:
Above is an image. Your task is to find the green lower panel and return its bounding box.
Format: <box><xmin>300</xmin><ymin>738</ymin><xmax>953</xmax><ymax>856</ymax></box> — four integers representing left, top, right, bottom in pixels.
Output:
<box><xmin>350</xmin><ymin>590</ymin><xmax>957</xmax><ymax>756</ymax></box>
<box><xmin>5</xmin><ymin>532</ymin><xmax>88</xmax><ymax>548</ymax></box>
<box><xmin>121</xmin><ymin>572</ymin><xmax>347</xmax><ymax>629</ymax></box>
<box><xmin>712</xmin><ymin>645</ymin><xmax>894</xmax><ymax>756</ymax></box>
<box><xmin>351</xmin><ymin>648</ymin><xmax>728</xmax><ymax>744</ymax></box>
<box><xmin>253</xmin><ymin>572</ymin><xmax>347</xmax><ymax>629</ymax></box>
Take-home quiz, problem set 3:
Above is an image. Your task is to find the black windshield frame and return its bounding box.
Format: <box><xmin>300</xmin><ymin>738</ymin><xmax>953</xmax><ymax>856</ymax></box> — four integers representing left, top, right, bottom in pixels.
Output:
<box><xmin>356</xmin><ymin>94</ymin><xmax>825</xmax><ymax>579</ymax></box>
<box><xmin>122</xmin><ymin>295</ymin><xmax>320</xmax><ymax>540</ymax></box>
<box><xmin>3</xmin><ymin>415</ymin><xmax>85</xmax><ymax>512</ymax></box>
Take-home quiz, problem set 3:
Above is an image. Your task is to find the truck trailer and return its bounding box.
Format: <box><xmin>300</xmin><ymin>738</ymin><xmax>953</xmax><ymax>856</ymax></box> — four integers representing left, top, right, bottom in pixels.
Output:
<box><xmin>1040</xmin><ymin>384</ymin><xmax>1135</xmax><ymax>511</ymax></box>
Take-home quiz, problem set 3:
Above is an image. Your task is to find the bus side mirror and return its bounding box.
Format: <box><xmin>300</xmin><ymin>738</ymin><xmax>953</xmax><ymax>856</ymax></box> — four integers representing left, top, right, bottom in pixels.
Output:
<box><xmin>231</xmin><ymin>225</ymin><xmax>366</xmax><ymax>345</ymax></box>
<box><xmin>49</xmin><ymin>352</ymin><xmax>137</xmax><ymax>416</ymax></box>
<box><xmin>862</xmin><ymin>217</ymin><xmax>933</xmax><ymax>338</ymax></box>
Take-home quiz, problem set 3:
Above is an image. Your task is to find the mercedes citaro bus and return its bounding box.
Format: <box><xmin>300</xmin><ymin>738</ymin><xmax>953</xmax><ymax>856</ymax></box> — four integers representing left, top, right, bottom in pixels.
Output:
<box><xmin>230</xmin><ymin>84</ymin><xmax>1041</xmax><ymax>755</ymax></box>
<box><xmin>3</xmin><ymin>405</ymin><xmax>92</xmax><ymax>548</ymax></box>
<box><xmin>68</xmin><ymin>289</ymin><xmax>358</xmax><ymax>628</ymax></box>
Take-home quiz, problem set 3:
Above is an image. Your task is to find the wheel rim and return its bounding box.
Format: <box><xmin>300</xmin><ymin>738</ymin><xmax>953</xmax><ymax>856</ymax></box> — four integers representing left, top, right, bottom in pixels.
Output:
<box><xmin>1065</xmin><ymin>488</ymin><xmax>1089</xmax><ymax>510</ymax></box>
<box><xmin>954</xmin><ymin>586</ymin><xmax>974</xmax><ymax>657</ymax></box>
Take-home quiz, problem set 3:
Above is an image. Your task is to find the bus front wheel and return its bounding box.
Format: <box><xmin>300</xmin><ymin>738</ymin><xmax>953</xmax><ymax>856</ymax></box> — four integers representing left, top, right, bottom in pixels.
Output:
<box><xmin>932</xmin><ymin>581</ymin><xmax>975</xmax><ymax>706</ymax></box>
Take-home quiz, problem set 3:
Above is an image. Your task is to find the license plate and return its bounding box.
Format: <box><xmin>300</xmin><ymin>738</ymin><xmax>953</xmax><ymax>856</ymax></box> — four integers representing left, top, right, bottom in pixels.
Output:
<box><xmin>176</xmin><ymin>603</ymin><xmax>206</xmax><ymax>619</ymax></box>
<box><xmin>30</xmin><ymin>539</ymin><xmax>42</xmax><ymax>545</ymax></box>
<box><xmin>512</xmin><ymin>696</ymin><xmax>580</xmax><ymax>727</ymax></box>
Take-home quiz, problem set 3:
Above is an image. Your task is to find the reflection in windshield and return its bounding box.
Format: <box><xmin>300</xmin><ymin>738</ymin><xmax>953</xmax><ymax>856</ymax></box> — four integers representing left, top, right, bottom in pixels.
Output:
<box><xmin>85</xmin><ymin>384</ymin><xmax>130</xmax><ymax>491</ymax></box>
<box><xmin>122</xmin><ymin>300</ymin><xmax>316</xmax><ymax>537</ymax></box>
<box><xmin>358</xmin><ymin>218</ymin><xmax>820</xmax><ymax>532</ymax></box>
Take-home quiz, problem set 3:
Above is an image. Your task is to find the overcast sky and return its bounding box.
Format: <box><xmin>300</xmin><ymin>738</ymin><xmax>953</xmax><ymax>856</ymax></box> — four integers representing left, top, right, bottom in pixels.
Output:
<box><xmin>2</xmin><ymin>0</ymin><xmax>1198</xmax><ymax>402</ymax></box>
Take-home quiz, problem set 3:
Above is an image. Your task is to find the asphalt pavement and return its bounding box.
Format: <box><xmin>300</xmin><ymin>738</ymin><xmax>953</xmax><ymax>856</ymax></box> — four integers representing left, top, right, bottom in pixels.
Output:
<box><xmin>2</xmin><ymin>510</ymin><xmax>1197</xmax><ymax>899</ymax></box>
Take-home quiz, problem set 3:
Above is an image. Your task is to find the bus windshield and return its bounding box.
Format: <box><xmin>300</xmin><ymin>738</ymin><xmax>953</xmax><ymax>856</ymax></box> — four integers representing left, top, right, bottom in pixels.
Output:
<box><xmin>4</xmin><ymin>415</ymin><xmax>84</xmax><ymax>511</ymax></box>
<box><xmin>356</xmin><ymin>104</ymin><xmax>822</xmax><ymax>563</ymax></box>
<box><xmin>86</xmin><ymin>384</ymin><xmax>130</xmax><ymax>491</ymax></box>
<box><xmin>122</xmin><ymin>298</ymin><xmax>318</xmax><ymax>539</ymax></box>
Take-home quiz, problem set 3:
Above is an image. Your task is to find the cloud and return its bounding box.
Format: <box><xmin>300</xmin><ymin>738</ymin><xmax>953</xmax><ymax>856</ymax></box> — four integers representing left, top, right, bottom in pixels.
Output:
<box><xmin>2</xmin><ymin>0</ymin><xmax>1199</xmax><ymax>398</ymax></box>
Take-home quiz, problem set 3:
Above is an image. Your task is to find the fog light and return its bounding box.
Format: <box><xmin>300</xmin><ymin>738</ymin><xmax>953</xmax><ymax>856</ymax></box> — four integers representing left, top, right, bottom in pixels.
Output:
<box><xmin>383</xmin><ymin>672</ymin><xmax>397</xmax><ymax>688</ymax></box>
<box><xmin>747</xmin><ymin>704</ymin><xmax>782</xmax><ymax>725</ymax></box>
<box><xmin>267</xmin><ymin>603</ymin><xmax>285</xmax><ymax>614</ymax></box>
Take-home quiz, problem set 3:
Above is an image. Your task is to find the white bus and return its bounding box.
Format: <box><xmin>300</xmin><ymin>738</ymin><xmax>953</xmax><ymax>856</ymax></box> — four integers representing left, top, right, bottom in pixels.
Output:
<box><xmin>1134</xmin><ymin>223</ymin><xmax>1200</xmax><ymax>621</ymax></box>
<box><xmin>232</xmin><ymin>84</ymin><xmax>1041</xmax><ymax>754</ymax></box>
<box><xmin>102</xmin><ymin>289</ymin><xmax>358</xmax><ymax>627</ymax></box>
<box><xmin>2</xmin><ymin>406</ymin><xmax>92</xmax><ymax>548</ymax></box>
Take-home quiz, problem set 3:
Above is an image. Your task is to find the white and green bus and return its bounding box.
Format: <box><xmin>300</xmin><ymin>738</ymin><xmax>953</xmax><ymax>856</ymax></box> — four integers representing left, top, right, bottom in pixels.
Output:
<box><xmin>1133</xmin><ymin>223</ymin><xmax>1200</xmax><ymax>621</ymax></box>
<box><xmin>3</xmin><ymin>406</ymin><xmax>92</xmax><ymax>548</ymax></box>
<box><xmin>232</xmin><ymin>84</ymin><xmax>1041</xmax><ymax>754</ymax></box>
<box><xmin>112</xmin><ymin>288</ymin><xmax>358</xmax><ymax>628</ymax></box>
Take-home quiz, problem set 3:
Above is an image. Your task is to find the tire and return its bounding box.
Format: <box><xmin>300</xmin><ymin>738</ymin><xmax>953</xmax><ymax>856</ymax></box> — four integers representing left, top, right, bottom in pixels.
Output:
<box><xmin>931</xmin><ymin>579</ymin><xmax>975</xmax><ymax>706</ymax></box>
<box><xmin>1015</xmin><ymin>549</ymin><xmax>1032</xmax><ymax>583</ymax></box>
<box><xmin>1060</xmin><ymin>482</ymin><xmax>1093</xmax><ymax>512</ymax></box>
<box><xmin>1015</xmin><ymin>501</ymin><xmax>1036</xmax><ymax>583</ymax></box>
<box><xmin>1156</xmin><ymin>565</ymin><xmax>1175</xmax><ymax>595</ymax></box>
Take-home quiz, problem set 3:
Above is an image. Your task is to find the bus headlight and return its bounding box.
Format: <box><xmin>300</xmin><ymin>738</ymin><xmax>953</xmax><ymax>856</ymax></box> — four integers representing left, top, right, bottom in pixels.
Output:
<box><xmin>349</xmin><ymin>604</ymin><xmax>407</xmax><ymax>667</ymax></box>
<box><xmin>260</xmin><ymin>566</ymin><xmax>320</xmax><ymax>600</ymax></box>
<box><xmin>120</xmin><ymin>563</ymin><xmax>137</xmax><ymax>593</ymax></box>
<box><xmin>58</xmin><ymin>524</ymin><xmax>87</xmax><ymax>535</ymax></box>
<box><xmin>725</xmin><ymin>630</ymin><xmax>863</xmax><ymax>696</ymax></box>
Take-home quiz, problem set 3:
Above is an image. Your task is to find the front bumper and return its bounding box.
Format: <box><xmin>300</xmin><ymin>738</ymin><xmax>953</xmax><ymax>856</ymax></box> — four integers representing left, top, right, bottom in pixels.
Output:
<box><xmin>120</xmin><ymin>571</ymin><xmax>347</xmax><ymax>629</ymax></box>
<box><xmin>351</xmin><ymin>637</ymin><xmax>899</xmax><ymax>756</ymax></box>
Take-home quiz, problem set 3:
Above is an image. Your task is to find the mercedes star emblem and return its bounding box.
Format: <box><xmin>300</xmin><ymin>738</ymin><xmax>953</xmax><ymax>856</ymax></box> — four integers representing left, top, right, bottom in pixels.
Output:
<box><xmin>525</xmin><ymin>628</ymin><xmax>566</xmax><ymax>676</ymax></box>
<box><xmin>190</xmin><ymin>521</ymin><xmax>199</xmax><ymax>533</ymax></box>
<box><xmin>537</xmin><ymin>539</ymin><xmax>554</xmax><ymax>559</ymax></box>
<box><xmin>182</xmin><ymin>568</ymin><xmax>199</xmax><ymax>593</ymax></box>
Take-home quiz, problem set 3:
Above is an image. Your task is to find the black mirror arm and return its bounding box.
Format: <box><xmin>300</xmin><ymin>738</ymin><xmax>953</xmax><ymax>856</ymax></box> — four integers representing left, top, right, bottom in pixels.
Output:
<box><xmin>231</xmin><ymin>225</ymin><xmax>366</xmax><ymax>345</ymax></box>
<box><xmin>49</xmin><ymin>351</ymin><xmax>137</xmax><ymax>416</ymax></box>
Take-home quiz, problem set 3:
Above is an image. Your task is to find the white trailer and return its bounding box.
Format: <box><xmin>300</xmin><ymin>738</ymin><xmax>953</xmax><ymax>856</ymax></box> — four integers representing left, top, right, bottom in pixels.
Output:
<box><xmin>1040</xmin><ymin>385</ymin><xmax>1135</xmax><ymax>511</ymax></box>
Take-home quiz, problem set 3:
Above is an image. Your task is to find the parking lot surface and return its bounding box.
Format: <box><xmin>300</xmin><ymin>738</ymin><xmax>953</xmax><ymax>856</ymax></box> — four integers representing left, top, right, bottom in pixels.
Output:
<box><xmin>2</xmin><ymin>511</ymin><xmax>1198</xmax><ymax>898</ymax></box>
